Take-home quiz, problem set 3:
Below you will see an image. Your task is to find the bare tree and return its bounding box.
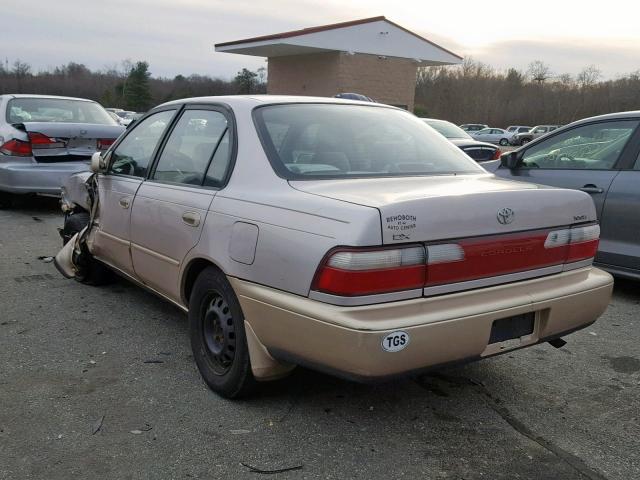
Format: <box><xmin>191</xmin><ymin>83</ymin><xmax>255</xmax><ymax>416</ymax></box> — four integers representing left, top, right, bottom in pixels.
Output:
<box><xmin>527</xmin><ymin>60</ymin><xmax>552</xmax><ymax>84</ymax></box>
<box><xmin>577</xmin><ymin>65</ymin><xmax>602</xmax><ymax>88</ymax></box>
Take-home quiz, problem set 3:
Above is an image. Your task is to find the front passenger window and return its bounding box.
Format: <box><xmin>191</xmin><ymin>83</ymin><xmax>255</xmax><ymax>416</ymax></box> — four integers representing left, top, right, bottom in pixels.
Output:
<box><xmin>109</xmin><ymin>110</ymin><xmax>175</xmax><ymax>177</ymax></box>
<box><xmin>521</xmin><ymin>120</ymin><xmax>639</xmax><ymax>170</ymax></box>
<box><xmin>153</xmin><ymin>110</ymin><xmax>228</xmax><ymax>186</ymax></box>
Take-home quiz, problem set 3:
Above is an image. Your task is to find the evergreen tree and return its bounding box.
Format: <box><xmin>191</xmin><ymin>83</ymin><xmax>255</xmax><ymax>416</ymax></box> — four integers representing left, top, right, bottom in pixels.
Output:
<box><xmin>234</xmin><ymin>68</ymin><xmax>258</xmax><ymax>94</ymax></box>
<box><xmin>124</xmin><ymin>61</ymin><xmax>152</xmax><ymax>111</ymax></box>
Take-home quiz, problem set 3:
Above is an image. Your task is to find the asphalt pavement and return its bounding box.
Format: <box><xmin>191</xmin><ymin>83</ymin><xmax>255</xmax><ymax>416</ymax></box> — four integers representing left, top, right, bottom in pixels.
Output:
<box><xmin>1</xmin><ymin>197</ymin><xmax>638</xmax><ymax>480</ymax></box>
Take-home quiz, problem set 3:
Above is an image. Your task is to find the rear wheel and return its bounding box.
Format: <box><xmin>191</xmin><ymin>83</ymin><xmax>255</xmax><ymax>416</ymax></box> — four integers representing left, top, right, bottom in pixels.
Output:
<box><xmin>189</xmin><ymin>267</ymin><xmax>255</xmax><ymax>398</ymax></box>
<box><xmin>521</xmin><ymin>138</ymin><xmax>531</xmax><ymax>145</ymax></box>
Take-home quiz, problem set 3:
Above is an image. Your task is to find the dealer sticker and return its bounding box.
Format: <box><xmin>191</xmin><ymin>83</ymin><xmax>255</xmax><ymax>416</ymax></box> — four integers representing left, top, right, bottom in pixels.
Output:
<box><xmin>381</xmin><ymin>331</ymin><xmax>410</xmax><ymax>352</ymax></box>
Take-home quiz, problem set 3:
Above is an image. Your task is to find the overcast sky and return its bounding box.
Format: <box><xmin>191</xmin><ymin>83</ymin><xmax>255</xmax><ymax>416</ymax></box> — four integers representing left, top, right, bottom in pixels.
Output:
<box><xmin>4</xmin><ymin>0</ymin><xmax>640</xmax><ymax>80</ymax></box>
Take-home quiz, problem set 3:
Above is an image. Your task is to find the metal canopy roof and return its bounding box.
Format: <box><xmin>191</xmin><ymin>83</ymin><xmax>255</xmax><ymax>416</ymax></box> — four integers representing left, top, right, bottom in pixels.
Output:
<box><xmin>215</xmin><ymin>16</ymin><xmax>462</xmax><ymax>65</ymax></box>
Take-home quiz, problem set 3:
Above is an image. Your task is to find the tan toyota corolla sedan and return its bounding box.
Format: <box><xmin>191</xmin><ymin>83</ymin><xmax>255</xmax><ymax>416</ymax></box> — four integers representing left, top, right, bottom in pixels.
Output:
<box><xmin>55</xmin><ymin>96</ymin><xmax>613</xmax><ymax>398</ymax></box>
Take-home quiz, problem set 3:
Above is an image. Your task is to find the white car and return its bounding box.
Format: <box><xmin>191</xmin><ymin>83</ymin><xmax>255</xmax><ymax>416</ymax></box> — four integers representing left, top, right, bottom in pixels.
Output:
<box><xmin>471</xmin><ymin>128</ymin><xmax>513</xmax><ymax>146</ymax></box>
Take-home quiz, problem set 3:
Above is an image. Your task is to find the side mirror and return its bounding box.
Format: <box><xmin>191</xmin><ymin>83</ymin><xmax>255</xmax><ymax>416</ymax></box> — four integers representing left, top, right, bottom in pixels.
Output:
<box><xmin>90</xmin><ymin>151</ymin><xmax>107</xmax><ymax>173</ymax></box>
<box><xmin>500</xmin><ymin>151</ymin><xmax>520</xmax><ymax>169</ymax></box>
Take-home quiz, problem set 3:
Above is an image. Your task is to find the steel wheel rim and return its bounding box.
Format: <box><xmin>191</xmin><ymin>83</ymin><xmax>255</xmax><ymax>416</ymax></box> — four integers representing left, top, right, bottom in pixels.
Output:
<box><xmin>201</xmin><ymin>292</ymin><xmax>236</xmax><ymax>375</ymax></box>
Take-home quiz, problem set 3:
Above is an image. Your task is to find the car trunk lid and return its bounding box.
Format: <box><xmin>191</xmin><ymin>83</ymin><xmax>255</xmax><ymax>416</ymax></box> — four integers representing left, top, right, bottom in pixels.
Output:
<box><xmin>290</xmin><ymin>174</ymin><xmax>596</xmax><ymax>244</ymax></box>
<box><xmin>16</xmin><ymin>122</ymin><xmax>124</xmax><ymax>162</ymax></box>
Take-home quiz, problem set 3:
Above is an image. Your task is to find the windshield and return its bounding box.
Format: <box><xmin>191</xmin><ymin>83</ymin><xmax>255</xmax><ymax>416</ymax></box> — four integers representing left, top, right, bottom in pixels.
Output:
<box><xmin>422</xmin><ymin>119</ymin><xmax>472</xmax><ymax>139</ymax></box>
<box><xmin>254</xmin><ymin>104</ymin><xmax>483</xmax><ymax>179</ymax></box>
<box><xmin>6</xmin><ymin>98</ymin><xmax>117</xmax><ymax>125</ymax></box>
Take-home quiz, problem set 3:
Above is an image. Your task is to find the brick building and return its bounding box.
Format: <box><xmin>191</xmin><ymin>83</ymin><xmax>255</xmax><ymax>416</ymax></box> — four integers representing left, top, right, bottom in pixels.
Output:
<box><xmin>215</xmin><ymin>16</ymin><xmax>462</xmax><ymax>111</ymax></box>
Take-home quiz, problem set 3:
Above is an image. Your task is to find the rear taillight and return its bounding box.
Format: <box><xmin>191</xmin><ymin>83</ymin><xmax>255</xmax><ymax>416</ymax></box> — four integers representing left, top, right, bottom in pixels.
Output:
<box><xmin>312</xmin><ymin>246</ymin><xmax>426</xmax><ymax>296</ymax></box>
<box><xmin>28</xmin><ymin>132</ymin><xmax>65</xmax><ymax>149</ymax></box>
<box><xmin>97</xmin><ymin>138</ymin><xmax>115</xmax><ymax>150</ymax></box>
<box><xmin>545</xmin><ymin>224</ymin><xmax>600</xmax><ymax>263</ymax></box>
<box><xmin>312</xmin><ymin>224</ymin><xmax>600</xmax><ymax>297</ymax></box>
<box><xmin>0</xmin><ymin>138</ymin><xmax>32</xmax><ymax>156</ymax></box>
<box><xmin>491</xmin><ymin>148</ymin><xmax>502</xmax><ymax>160</ymax></box>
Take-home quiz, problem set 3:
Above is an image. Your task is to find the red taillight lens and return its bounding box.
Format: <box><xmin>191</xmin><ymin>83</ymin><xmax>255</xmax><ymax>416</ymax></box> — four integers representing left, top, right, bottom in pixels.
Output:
<box><xmin>0</xmin><ymin>138</ymin><xmax>32</xmax><ymax>156</ymax></box>
<box><xmin>313</xmin><ymin>246</ymin><xmax>426</xmax><ymax>296</ymax></box>
<box><xmin>97</xmin><ymin>138</ymin><xmax>115</xmax><ymax>150</ymax></box>
<box><xmin>491</xmin><ymin>148</ymin><xmax>502</xmax><ymax>160</ymax></box>
<box><xmin>28</xmin><ymin>132</ymin><xmax>65</xmax><ymax>149</ymax></box>
<box><xmin>312</xmin><ymin>225</ymin><xmax>600</xmax><ymax>297</ymax></box>
<box><xmin>425</xmin><ymin>231</ymin><xmax>566</xmax><ymax>286</ymax></box>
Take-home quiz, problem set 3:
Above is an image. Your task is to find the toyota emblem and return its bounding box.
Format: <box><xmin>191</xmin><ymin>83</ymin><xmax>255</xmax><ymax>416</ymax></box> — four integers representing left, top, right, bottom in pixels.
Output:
<box><xmin>497</xmin><ymin>207</ymin><xmax>515</xmax><ymax>225</ymax></box>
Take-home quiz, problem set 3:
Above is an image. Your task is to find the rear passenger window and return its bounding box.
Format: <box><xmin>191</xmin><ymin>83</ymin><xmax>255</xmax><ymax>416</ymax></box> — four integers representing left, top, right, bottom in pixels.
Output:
<box><xmin>153</xmin><ymin>110</ymin><xmax>228</xmax><ymax>186</ymax></box>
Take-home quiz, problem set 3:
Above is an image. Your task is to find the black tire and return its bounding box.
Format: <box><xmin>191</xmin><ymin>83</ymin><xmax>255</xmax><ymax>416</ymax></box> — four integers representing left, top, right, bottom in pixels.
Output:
<box><xmin>62</xmin><ymin>212</ymin><xmax>90</xmax><ymax>246</ymax></box>
<box><xmin>499</xmin><ymin>138</ymin><xmax>509</xmax><ymax>146</ymax></box>
<box><xmin>62</xmin><ymin>211</ymin><xmax>113</xmax><ymax>285</ymax></box>
<box><xmin>0</xmin><ymin>192</ymin><xmax>14</xmax><ymax>209</ymax></box>
<box><xmin>189</xmin><ymin>267</ymin><xmax>255</xmax><ymax>398</ymax></box>
<box><xmin>521</xmin><ymin>138</ymin><xmax>531</xmax><ymax>145</ymax></box>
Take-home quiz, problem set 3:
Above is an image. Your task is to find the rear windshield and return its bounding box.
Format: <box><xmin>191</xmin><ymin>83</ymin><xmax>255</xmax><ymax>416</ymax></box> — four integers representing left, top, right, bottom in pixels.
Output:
<box><xmin>6</xmin><ymin>98</ymin><xmax>117</xmax><ymax>125</ymax></box>
<box><xmin>254</xmin><ymin>104</ymin><xmax>483</xmax><ymax>179</ymax></box>
<box><xmin>422</xmin><ymin>119</ymin><xmax>472</xmax><ymax>140</ymax></box>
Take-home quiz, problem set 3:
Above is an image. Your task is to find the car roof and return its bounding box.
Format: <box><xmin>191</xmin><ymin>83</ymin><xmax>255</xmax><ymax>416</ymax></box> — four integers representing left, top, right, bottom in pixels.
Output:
<box><xmin>1</xmin><ymin>93</ymin><xmax>97</xmax><ymax>102</ymax></box>
<box><xmin>566</xmin><ymin>110</ymin><xmax>640</xmax><ymax>126</ymax></box>
<box><xmin>157</xmin><ymin>94</ymin><xmax>398</xmax><ymax>110</ymax></box>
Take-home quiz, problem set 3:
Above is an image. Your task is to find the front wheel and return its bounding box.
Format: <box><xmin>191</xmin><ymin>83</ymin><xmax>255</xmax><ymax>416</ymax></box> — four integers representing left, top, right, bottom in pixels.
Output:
<box><xmin>62</xmin><ymin>211</ymin><xmax>112</xmax><ymax>285</ymax></box>
<box><xmin>521</xmin><ymin>138</ymin><xmax>531</xmax><ymax>145</ymax></box>
<box><xmin>189</xmin><ymin>267</ymin><xmax>255</xmax><ymax>398</ymax></box>
<box><xmin>499</xmin><ymin>138</ymin><xmax>509</xmax><ymax>146</ymax></box>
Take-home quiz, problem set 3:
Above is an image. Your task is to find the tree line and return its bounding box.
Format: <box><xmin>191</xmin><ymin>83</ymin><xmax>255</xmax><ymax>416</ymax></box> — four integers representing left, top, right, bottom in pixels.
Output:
<box><xmin>415</xmin><ymin>59</ymin><xmax>640</xmax><ymax>127</ymax></box>
<box><xmin>0</xmin><ymin>59</ymin><xmax>266</xmax><ymax>112</ymax></box>
<box><xmin>1</xmin><ymin>57</ymin><xmax>640</xmax><ymax>126</ymax></box>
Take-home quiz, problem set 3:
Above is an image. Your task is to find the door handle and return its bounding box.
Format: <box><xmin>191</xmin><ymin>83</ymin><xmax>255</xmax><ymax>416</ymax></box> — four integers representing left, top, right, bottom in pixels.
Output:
<box><xmin>579</xmin><ymin>185</ymin><xmax>604</xmax><ymax>194</ymax></box>
<box><xmin>181</xmin><ymin>211</ymin><xmax>201</xmax><ymax>227</ymax></box>
<box><xmin>119</xmin><ymin>197</ymin><xmax>131</xmax><ymax>209</ymax></box>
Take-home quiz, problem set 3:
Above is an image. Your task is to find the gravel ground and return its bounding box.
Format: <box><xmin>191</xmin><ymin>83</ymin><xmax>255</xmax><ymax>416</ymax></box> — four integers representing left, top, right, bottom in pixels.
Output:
<box><xmin>1</xmin><ymin>197</ymin><xmax>638</xmax><ymax>480</ymax></box>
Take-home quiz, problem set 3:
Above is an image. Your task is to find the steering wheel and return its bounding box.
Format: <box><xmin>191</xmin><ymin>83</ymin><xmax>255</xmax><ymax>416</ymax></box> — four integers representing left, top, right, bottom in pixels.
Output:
<box><xmin>551</xmin><ymin>152</ymin><xmax>579</xmax><ymax>168</ymax></box>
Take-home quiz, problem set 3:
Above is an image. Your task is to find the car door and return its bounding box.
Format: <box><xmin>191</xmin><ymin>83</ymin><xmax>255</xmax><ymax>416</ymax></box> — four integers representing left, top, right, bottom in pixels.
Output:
<box><xmin>474</xmin><ymin>128</ymin><xmax>491</xmax><ymax>142</ymax></box>
<box><xmin>129</xmin><ymin>106</ymin><xmax>234</xmax><ymax>302</ymax></box>
<box><xmin>597</xmin><ymin>138</ymin><xmax>640</xmax><ymax>273</ymax></box>
<box><xmin>496</xmin><ymin>119</ymin><xmax>640</xmax><ymax>219</ymax></box>
<box><xmin>91</xmin><ymin>109</ymin><xmax>176</xmax><ymax>276</ymax></box>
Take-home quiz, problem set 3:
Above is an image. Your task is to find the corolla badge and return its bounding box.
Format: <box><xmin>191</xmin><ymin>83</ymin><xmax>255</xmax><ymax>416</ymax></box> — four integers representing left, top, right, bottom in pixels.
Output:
<box><xmin>497</xmin><ymin>207</ymin><xmax>515</xmax><ymax>225</ymax></box>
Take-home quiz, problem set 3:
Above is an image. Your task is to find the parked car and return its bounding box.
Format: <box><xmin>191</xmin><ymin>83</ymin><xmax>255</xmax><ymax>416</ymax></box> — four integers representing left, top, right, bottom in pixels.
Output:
<box><xmin>460</xmin><ymin>123</ymin><xmax>488</xmax><ymax>132</ymax></box>
<box><xmin>106</xmin><ymin>110</ymin><xmax>126</xmax><ymax>126</ymax></box>
<box><xmin>511</xmin><ymin>125</ymin><xmax>562</xmax><ymax>145</ymax></box>
<box><xmin>470</xmin><ymin>128</ymin><xmax>513</xmax><ymax>146</ymax></box>
<box><xmin>115</xmin><ymin>110</ymin><xmax>138</xmax><ymax>126</ymax></box>
<box><xmin>334</xmin><ymin>92</ymin><xmax>375</xmax><ymax>102</ymax></box>
<box><xmin>506</xmin><ymin>125</ymin><xmax>533</xmax><ymax>135</ymax></box>
<box><xmin>55</xmin><ymin>96</ymin><xmax>613</xmax><ymax>398</ymax></box>
<box><xmin>485</xmin><ymin>111</ymin><xmax>640</xmax><ymax>280</ymax></box>
<box><xmin>422</xmin><ymin>119</ymin><xmax>502</xmax><ymax>162</ymax></box>
<box><xmin>0</xmin><ymin>94</ymin><xmax>125</xmax><ymax>203</ymax></box>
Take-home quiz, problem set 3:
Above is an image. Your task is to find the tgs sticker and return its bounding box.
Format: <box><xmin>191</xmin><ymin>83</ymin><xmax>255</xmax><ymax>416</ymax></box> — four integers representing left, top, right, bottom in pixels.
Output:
<box><xmin>381</xmin><ymin>331</ymin><xmax>410</xmax><ymax>352</ymax></box>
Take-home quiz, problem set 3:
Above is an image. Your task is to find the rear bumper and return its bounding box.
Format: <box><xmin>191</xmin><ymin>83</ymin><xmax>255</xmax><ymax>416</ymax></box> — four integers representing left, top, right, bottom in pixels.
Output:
<box><xmin>0</xmin><ymin>158</ymin><xmax>90</xmax><ymax>195</ymax></box>
<box><xmin>231</xmin><ymin>267</ymin><xmax>613</xmax><ymax>381</ymax></box>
